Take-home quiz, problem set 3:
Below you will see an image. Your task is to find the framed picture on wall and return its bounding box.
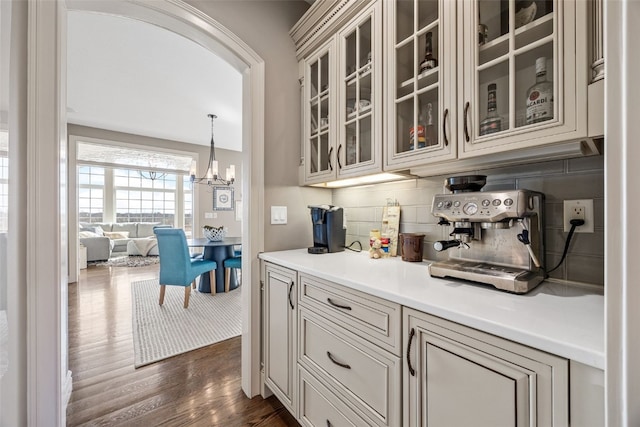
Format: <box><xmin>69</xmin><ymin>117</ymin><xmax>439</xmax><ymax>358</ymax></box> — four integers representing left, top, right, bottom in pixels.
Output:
<box><xmin>213</xmin><ymin>186</ymin><xmax>234</xmax><ymax>211</ymax></box>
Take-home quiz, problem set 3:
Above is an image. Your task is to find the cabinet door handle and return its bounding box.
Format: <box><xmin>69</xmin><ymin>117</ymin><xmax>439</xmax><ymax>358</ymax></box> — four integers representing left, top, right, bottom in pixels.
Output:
<box><xmin>288</xmin><ymin>281</ymin><xmax>294</xmax><ymax>310</ymax></box>
<box><xmin>327</xmin><ymin>351</ymin><xmax>351</xmax><ymax>369</ymax></box>
<box><xmin>443</xmin><ymin>108</ymin><xmax>449</xmax><ymax>146</ymax></box>
<box><xmin>463</xmin><ymin>102</ymin><xmax>470</xmax><ymax>142</ymax></box>
<box><xmin>326</xmin><ymin>421</ymin><xmax>332</xmax><ymax>427</ymax></box>
<box><xmin>327</xmin><ymin>297</ymin><xmax>352</xmax><ymax>310</ymax></box>
<box><xmin>337</xmin><ymin>144</ymin><xmax>343</xmax><ymax>169</ymax></box>
<box><xmin>407</xmin><ymin>327</ymin><xmax>416</xmax><ymax>376</ymax></box>
<box><xmin>328</xmin><ymin>147</ymin><xmax>334</xmax><ymax>171</ymax></box>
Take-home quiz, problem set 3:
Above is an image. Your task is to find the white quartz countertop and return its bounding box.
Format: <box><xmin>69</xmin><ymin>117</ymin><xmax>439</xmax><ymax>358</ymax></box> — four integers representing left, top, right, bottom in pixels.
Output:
<box><xmin>259</xmin><ymin>249</ymin><xmax>604</xmax><ymax>370</ymax></box>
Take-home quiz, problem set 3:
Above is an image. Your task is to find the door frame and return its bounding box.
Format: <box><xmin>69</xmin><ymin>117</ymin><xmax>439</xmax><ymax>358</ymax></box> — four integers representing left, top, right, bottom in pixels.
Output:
<box><xmin>29</xmin><ymin>0</ymin><xmax>265</xmax><ymax>422</ymax></box>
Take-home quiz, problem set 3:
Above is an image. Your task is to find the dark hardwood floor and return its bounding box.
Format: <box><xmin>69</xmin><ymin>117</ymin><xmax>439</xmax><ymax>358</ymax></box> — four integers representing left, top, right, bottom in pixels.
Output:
<box><xmin>67</xmin><ymin>263</ymin><xmax>298</xmax><ymax>427</ymax></box>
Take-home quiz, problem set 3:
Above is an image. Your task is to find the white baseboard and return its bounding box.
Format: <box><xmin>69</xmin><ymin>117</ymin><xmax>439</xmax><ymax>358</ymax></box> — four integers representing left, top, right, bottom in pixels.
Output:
<box><xmin>63</xmin><ymin>370</ymin><xmax>73</xmax><ymax>407</ymax></box>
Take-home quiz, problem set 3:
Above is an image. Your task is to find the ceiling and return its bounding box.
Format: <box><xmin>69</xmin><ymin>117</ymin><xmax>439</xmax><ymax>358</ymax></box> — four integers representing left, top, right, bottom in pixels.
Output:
<box><xmin>67</xmin><ymin>11</ymin><xmax>243</xmax><ymax>151</ymax></box>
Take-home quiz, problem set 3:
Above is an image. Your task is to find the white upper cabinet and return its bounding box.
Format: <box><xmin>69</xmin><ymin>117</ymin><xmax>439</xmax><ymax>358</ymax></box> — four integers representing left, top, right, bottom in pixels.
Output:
<box><xmin>459</xmin><ymin>0</ymin><xmax>588</xmax><ymax>158</ymax></box>
<box><xmin>385</xmin><ymin>0</ymin><xmax>458</xmax><ymax>169</ymax></box>
<box><xmin>337</xmin><ymin>2</ymin><xmax>383</xmax><ymax>178</ymax></box>
<box><xmin>303</xmin><ymin>40</ymin><xmax>336</xmax><ymax>185</ymax></box>
<box><xmin>383</xmin><ymin>0</ymin><xmax>598</xmax><ymax>174</ymax></box>
<box><xmin>296</xmin><ymin>0</ymin><xmax>383</xmax><ymax>185</ymax></box>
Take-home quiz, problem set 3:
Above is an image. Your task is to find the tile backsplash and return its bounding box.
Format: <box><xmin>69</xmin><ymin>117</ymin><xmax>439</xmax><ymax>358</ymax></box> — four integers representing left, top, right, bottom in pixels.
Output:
<box><xmin>333</xmin><ymin>155</ymin><xmax>604</xmax><ymax>287</ymax></box>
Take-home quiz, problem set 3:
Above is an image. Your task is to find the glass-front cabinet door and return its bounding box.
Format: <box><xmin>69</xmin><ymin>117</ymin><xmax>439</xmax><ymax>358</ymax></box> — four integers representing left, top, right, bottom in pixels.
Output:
<box><xmin>337</xmin><ymin>1</ymin><xmax>382</xmax><ymax>178</ymax></box>
<box><xmin>460</xmin><ymin>0</ymin><xmax>586</xmax><ymax>157</ymax></box>
<box><xmin>385</xmin><ymin>0</ymin><xmax>457</xmax><ymax>170</ymax></box>
<box><xmin>303</xmin><ymin>40</ymin><xmax>336</xmax><ymax>184</ymax></box>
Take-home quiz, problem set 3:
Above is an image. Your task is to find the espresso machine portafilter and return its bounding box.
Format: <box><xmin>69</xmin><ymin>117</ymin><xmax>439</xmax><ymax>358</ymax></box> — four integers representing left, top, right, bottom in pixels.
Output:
<box><xmin>428</xmin><ymin>176</ymin><xmax>546</xmax><ymax>293</ymax></box>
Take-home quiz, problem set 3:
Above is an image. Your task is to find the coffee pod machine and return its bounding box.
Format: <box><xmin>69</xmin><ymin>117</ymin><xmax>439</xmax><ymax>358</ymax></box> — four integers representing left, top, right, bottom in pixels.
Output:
<box><xmin>308</xmin><ymin>205</ymin><xmax>346</xmax><ymax>254</ymax></box>
<box><xmin>428</xmin><ymin>176</ymin><xmax>545</xmax><ymax>293</ymax></box>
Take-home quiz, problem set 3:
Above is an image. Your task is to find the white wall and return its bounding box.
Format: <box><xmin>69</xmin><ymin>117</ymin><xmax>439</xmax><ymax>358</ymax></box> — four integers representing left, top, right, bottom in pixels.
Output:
<box><xmin>186</xmin><ymin>0</ymin><xmax>332</xmax><ymax>252</ymax></box>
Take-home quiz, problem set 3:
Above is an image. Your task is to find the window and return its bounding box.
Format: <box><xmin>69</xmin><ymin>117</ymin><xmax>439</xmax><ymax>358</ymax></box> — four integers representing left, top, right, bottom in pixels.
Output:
<box><xmin>114</xmin><ymin>169</ymin><xmax>176</xmax><ymax>224</ymax></box>
<box><xmin>77</xmin><ymin>165</ymin><xmax>191</xmax><ymax>232</ymax></box>
<box><xmin>183</xmin><ymin>174</ymin><xmax>193</xmax><ymax>237</ymax></box>
<box><xmin>78</xmin><ymin>166</ymin><xmax>104</xmax><ymax>223</ymax></box>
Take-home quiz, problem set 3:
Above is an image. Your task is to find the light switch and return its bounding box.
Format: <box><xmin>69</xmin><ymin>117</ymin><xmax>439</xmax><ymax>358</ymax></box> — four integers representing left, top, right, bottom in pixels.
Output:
<box><xmin>271</xmin><ymin>206</ymin><xmax>287</xmax><ymax>225</ymax></box>
<box><xmin>204</xmin><ymin>212</ymin><xmax>217</xmax><ymax>219</ymax></box>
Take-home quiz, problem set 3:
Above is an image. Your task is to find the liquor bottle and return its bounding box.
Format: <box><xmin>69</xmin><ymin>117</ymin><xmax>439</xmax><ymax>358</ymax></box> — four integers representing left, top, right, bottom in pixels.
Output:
<box><xmin>478</xmin><ymin>7</ymin><xmax>488</xmax><ymax>45</ymax></box>
<box><xmin>418</xmin><ymin>32</ymin><xmax>438</xmax><ymax>74</ymax></box>
<box><xmin>425</xmin><ymin>103</ymin><xmax>437</xmax><ymax>146</ymax></box>
<box><xmin>479</xmin><ymin>83</ymin><xmax>502</xmax><ymax>136</ymax></box>
<box><xmin>526</xmin><ymin>57</ymin><xmax>553</xmax><ymax>124</ymax></box>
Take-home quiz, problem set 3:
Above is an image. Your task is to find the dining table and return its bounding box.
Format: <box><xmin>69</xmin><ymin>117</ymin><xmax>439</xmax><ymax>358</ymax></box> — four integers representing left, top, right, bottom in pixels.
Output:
<box><xmin>186</xmin><ymin>236</ymin><xmax>242</xmax><ymax>293</ymax></box>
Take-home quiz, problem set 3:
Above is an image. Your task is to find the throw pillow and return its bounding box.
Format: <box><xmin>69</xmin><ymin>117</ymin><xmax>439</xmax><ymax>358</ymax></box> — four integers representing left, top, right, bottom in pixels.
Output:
<box><xmin>103</xmin><ymin>231</ymin><xmax>130</xmax><ymax>239</ymax></box>
<box><xmin>79</xmin><ymin>231</ymin><xmax>100</xmax><ymax>238</ymax></box>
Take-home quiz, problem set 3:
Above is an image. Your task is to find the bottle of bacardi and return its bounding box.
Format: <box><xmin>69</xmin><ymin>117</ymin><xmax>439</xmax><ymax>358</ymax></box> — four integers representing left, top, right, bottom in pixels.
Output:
<box><xmin>479</xmin><ymin>83</ymin><xmax>502</xmax><ymax>136</ymax></box>
<box><xmin>526</xmin><ymin>57</ymin><xmax>554</xmax><ymax>124</ymax></box>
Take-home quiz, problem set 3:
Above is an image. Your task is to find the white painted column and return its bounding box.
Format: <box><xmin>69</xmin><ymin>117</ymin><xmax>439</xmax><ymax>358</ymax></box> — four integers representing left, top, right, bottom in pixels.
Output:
<box><xmin>605</xmin><ymin>1</ymin><xmax>640</xmax><ymax>426</ymax></box>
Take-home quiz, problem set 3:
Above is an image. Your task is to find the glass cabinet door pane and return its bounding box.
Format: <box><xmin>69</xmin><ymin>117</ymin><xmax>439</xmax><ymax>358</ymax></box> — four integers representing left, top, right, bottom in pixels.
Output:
<box><xmin>320</xmin><ymin>134</ymin><xmax>330</xmax><ymax>171</ymax></box>
<box><xmin>345</xmin><ymin>31</ymin><xmax>357</xmax><ymax>77</ymax></box>
<box><xmin>320</xmin><ymin>53</ymin><xmax>329</xmax><ymax>93</ymax></box>
<box><xmin>515</xmin><ymin>44</ymin><xmax>554</xmax><ymax>128</ymax></box>
<box><xmin>345</xmin><ymin>122</ymin><xmax>357</xmax><ymax>167</ymax></box>
<box><xmin>418</xmin><ymin>0</ymin><xmax>438</xmax><ymax>30</ymax></box>
<box><xmin>359</xmin><ymin>116</ymin><xmax>372</xmax><ymax>162</ymax></box>
<box><xmin>310</xmin><ymin>61</ymin><xmax>318</xmax><ymax>98</ymax></box>
<box><xmin>478</xmin><ymin>60</ymin><xmax>509</xmax><ymax>136</ymax></box>
<box><xmin>359</xmin><ymin>73</ymin><xmax>372</xmax><ymax>113</ymax></box>
<box><xmin>396</xmin><ymin>98</ymin><xmax>414</xmax><ymax>154</ymax></box>
<box><xmin>396</xmin><ymin>0</ymin><xmax>415</xmax><ymax>42</ymax></box>
<box><xmin>310</xmin><ymin>137</ymin><xmax>319</xmax><ymax>173</ymax></box>
<box><xmin>359</xmin><ymin>18</ymin><xmax>372</xmax><ymax>70</ymax></box>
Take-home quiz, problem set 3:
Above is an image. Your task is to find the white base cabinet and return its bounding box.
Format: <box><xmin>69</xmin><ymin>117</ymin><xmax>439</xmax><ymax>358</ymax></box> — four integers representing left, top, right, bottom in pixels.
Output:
<box><xmin>404</xmin><ymin>307</ymin><xmax>569</xmax><ymax>427</ymax></box>
<box><xmin>261</xmin><ymin>260</ymin><xmax>602</xmax><ymax>426</ymax></box>
<box><xmin>262</xmin><ymin>263</ymin><xmax>298</xmax><ymax>417</ymax></box>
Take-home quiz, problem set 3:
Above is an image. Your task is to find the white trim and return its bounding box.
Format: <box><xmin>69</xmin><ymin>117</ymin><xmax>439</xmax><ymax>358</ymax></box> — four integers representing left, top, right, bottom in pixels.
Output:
<box><xmin>31</xmin><ymin>0</ymin><xmax>266</xmax><ymax>422</ymax></box>
<box><xmin>28</xmin><ymin>0</ymin><xmax>66</xmax><ymax>423</ymax></box>
<box><xmin>605</xmin><ymin>1</ymin><xmax>640</xmax><ymax>425</ymax></box>
<box><xmin>63</xmin><ymin>370</ymin><xmax>73</xmax><ymax>407</ymax></box>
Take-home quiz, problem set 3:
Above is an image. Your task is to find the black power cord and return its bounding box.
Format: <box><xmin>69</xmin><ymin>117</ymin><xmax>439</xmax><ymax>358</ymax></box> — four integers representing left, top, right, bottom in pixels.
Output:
<box><xmin>344</xmin><ymin>241</ymin><xmax>363</xmax><ymax>252</ymax></box>
<box><xmin>546</xmin><ymin>218</ymin><xmax>585</xmax><ymax>275</ymax></box>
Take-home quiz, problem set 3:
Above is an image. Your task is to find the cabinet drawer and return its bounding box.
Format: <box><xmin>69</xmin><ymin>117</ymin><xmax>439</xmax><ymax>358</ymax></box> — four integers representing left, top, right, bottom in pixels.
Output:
<box><xmin>298</xmin><ymin>367</ymin><xmax>374</xmax><ymax>427</ymax></box>
<box><xmin>299</xmin><ymin>308</ymin><xmax>401</xmax><ymax>427</ymax></box>
<box><xmin>299</xmin><ymin>274</ymin><xmax>401</xmax><ymax>355</ymax></box>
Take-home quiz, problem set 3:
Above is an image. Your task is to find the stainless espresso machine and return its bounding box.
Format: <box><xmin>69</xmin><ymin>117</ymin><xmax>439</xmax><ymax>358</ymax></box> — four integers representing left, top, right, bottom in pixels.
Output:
<box><xmin>428</xmin><ymin>176</ymin><xmax>545</xmax><ymax>293</ymax></box>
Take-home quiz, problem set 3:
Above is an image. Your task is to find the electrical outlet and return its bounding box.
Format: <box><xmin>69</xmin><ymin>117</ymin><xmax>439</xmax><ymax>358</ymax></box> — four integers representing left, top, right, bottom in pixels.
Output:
<box><xmin>563</xmin><ymin>199</ymin><xmax>594</xmax><ymax>233</ymax></box>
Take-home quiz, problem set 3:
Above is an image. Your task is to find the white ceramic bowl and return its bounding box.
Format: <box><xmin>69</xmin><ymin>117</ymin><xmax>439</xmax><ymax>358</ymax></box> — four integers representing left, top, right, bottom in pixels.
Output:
<box><xmin>203</xmin><ymin>227</ymin><xmax>227</xmax><ymax>241</ymax></box>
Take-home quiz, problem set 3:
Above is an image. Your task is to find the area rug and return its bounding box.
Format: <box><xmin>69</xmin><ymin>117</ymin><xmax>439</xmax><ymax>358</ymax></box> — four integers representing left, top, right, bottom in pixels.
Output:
<box><xmin>94</xmin><ymin>255</ymin><xmax>159</xmax><ymax>268</ymax></box>
<box><xmin>131</xmin><ymin>278</ymin><xmax>241</xmax><ymax>367</ymax></box>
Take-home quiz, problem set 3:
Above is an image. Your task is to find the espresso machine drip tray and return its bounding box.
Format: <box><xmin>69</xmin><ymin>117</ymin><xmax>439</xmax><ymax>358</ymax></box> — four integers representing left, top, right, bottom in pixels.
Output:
<box><xmin>429</xmin><ymin>260</ymin><xmax>545</xmax><ymax>294</ymax></box>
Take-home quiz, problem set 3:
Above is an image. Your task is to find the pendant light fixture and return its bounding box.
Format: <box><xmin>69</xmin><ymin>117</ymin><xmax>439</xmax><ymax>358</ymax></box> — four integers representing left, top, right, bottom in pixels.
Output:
<box><xmin>189</xmin><ymin>114</ymin><xmax>235</xmax><ymax>187</ymax></box>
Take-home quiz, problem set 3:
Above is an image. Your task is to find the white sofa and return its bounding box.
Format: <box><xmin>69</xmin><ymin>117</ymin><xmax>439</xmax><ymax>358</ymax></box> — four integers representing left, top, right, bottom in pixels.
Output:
<box><xmin>79</xmin><ymin>222</ymin><xmax>165</xmax><ymax>261</ymax></box>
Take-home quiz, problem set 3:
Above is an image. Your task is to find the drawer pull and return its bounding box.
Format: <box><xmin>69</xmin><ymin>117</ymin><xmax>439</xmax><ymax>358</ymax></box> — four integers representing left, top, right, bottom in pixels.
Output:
<box><xmin>288</xmin><ymin>281</ymin><xmax>294</xmax><ymax>310</ymax></box>
<box><xmin>327</xmin><ymin>351</ymin><xmax>351</xmax><ymax>370</ymax></box>
<box><xmin>407</xmin><ymin>328</ymin><xmax>416</xmax><ymax>376</ymax></box>
<box><xmin>327</xmin><ymin>297</ymin><xmax>352</xmax><ymax>311</ymax></box>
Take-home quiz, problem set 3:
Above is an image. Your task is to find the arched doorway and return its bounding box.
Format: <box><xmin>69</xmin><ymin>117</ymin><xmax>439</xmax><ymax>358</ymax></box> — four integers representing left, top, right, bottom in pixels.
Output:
<box><xmin>28</xmin><ymin>0</ymin><xmax>265</xmax><ymax>422</ymax></box>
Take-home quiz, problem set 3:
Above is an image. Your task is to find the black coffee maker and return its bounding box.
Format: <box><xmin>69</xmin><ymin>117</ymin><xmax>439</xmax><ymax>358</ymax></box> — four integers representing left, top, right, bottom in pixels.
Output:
<box><xmin>308</xmin><ymin>205</ymin><xmax>346</xmax><ymax>254</ymax></box>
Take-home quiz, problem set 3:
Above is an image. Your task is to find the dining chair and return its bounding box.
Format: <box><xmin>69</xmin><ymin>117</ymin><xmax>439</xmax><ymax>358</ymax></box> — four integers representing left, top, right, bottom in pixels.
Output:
<box><xmin>223</xmin><ymin>256</ymin><xmax>241</xmax><ymax>292</ymax></box>
<box><xmin>154</xmin><ymin>228</ymin><xmax>217</xmax><ymax>308</ymax></box>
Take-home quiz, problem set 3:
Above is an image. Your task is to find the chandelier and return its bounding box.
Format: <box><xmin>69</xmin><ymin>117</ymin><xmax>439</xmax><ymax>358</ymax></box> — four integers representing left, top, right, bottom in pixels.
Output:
<box><xmin>190</xmin><ymin>114</ymin><xmax>235</xmax><ymax>187</ymax></box>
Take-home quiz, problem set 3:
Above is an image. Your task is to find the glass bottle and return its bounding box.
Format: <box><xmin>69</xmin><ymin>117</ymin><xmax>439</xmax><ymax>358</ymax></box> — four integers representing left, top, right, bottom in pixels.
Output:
<box><xmin>419</xmin><ymin>32</ymin><xmax>438</xmax><ymax>74</ymax></box>
<box><xmin>425</xmin><ymin>103</ymin><xmax>437</xmax><ymax>146</ymax></box>
<box><xmin>526</xmin><ymin>57</ymin><xmax>554</xmax><ymax>124</ymax></box>
<box><xmin>479</xmin><ymin>83</ymin><xmax>502</xmax><ymax>136</ymax></box>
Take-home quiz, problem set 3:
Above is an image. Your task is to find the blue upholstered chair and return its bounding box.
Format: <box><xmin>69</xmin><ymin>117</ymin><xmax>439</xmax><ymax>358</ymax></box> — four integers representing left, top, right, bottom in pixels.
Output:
<box><xmin>223</xmin><ymin>256</ymin><xmax>242</xmax><ymax>292</ymax></box>
<box><xmin>154</xmin><ymin>228</ymin><xmax>217</xmax><ymax>308</ymax></box>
